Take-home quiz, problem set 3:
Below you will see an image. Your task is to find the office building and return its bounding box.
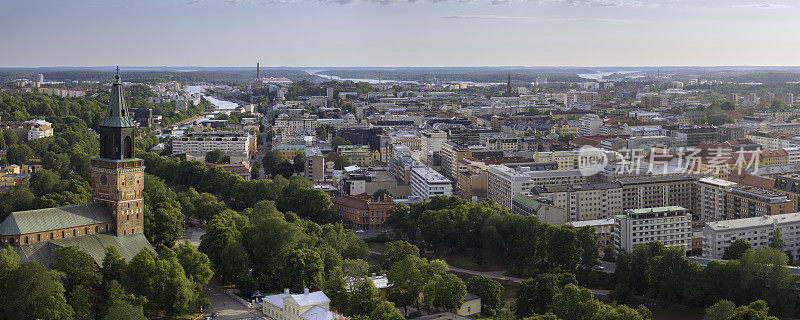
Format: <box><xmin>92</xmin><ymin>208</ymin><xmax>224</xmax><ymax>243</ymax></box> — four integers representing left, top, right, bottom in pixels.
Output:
<box><xmin>614</xmin><ymin>206</ymin><xmax>692</xmax><ymax>253</ymax></box>
<box><xmin>579</xmin><ymin>114</ymin><xmax>602</xmax><ymax>136</ymax></box>
<box><xmin>487</xmin><ymin>164</ymin><xmax>588</xmax><ymax>209</ymax></box>
<box><xmin>410</xmin><ymin>167</ymin><xmax>453</xmax><ymax>201</ymax></box>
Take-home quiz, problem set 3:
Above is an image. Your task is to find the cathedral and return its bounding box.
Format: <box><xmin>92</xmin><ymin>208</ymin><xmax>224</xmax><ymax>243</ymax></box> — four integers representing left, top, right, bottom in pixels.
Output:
<box><xmin>0</xmin><ymin>70</ymin><xmax>153</xmax><ymax>265</ymax></box>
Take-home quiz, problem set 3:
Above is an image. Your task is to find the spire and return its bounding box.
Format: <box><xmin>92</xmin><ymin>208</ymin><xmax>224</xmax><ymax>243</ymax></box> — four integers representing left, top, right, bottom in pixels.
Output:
<box><xmin>99</xmin><ymin>67</ymin><xmax>136</xmax><ymax>128</ymax></box>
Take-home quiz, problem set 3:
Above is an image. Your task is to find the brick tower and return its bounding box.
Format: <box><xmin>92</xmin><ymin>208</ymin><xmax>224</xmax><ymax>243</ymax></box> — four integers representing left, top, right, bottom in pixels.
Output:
<box><xmin>90</xmin><ymin>67</ymin><xmax>145</xmax><ymax>236</ymax></box>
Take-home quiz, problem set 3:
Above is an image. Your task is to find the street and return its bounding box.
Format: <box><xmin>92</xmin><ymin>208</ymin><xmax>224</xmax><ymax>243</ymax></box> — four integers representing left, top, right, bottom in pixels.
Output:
<box><xmin>201</xmin><ymin>280</ymin><xmax>264</xmax><ymax>320</ymax></box>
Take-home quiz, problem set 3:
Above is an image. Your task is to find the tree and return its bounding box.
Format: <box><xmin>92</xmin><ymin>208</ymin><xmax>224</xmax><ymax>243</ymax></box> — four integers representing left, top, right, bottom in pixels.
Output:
<box><xmin>6</xmin><ymin>143</ymin><xmax>33</xmax><ymax>164</ymax></box>
<box><xmin>723</xmin><ymin>239</ymin><xmax>751</xmax><ymax>260</ymax></box>
<box><xmin>769</xmin><ymin>228</ymin><xmax>786</xmax><ymax>251</ymax></box>
<box><xmin>334</xmin><ymin>155</ymin><xmax>351</xmax><ymax>170</ymax></box>
<box><xmin>381</xmin><ymin>240</ymin><xmax>420</xmax><ymax>271</ymax></box>
<box><xmin>423</xmin><ymin>273</ymin><xmax>466</xmax><ymax>312</ymax></box>
<box><xmin>250</xmin><ymin>161</ymin><xmax>261</xmax><ymax>180</ymax></box>
<box><xmin>704</xmin><ymin>300</ymin><xmax>737</xmax><ymax>320</ymax></box>
<box><xmin>143</xmin><ymin>174</ymin><xmax>184</xmax><ymax>246</ymax></box>
<box><xmin>29</xmin><ymin>169</ymin><xmax>60</xmax><ymax>196</ymax></box>
<box><xmin>293</xmin><ymin>152</ymin><xmax>305</xmax><ymax>173</ymax></box>
<box><xmin>283</xmin><ymin>248</ymin><xmax>325</xmax><ymax>292</ymax></box>
<box><xmin>205</xmin><ymin>149</ymin><xmax>225</xmax><ymax>164</ymax></box>
<box><xmin>372</xmin><ymin>189</ymin><xmax>390</xmax><ymax>201</ymax></box>
<box><xmin>50</xmin><ymin>246</ymin><xmax>101</xmax><ymax>290</ymax></box>
<box><xmin>175</xmin><ymin>241</ymin><xmax>214</xmax><ymax>285</ymax></box>
<box><xmin>558</xmin><ymin>134</ymin><xmax>575</xmax><ymax>143</ymax></box>
<box><xmin>103</xmin><ymin>299</ymin><xmax>147</xmax><ymax>320</ymax></box>
<box><xmin>331</xmin><ymin>137</ymin><xmax>351</xmax><ymax>151</ymax></box>
<box><xmin>465</xmin><ymin>275</ymin><xmax>504</xmax><ymax>313</ymax></box>
<box><xmin>370</xmin><ymin>300</ymin><xmax>404</xmax><ymax>320</ymax></box>
<box><xmin>516</xmin><ymin>273</ymin><xmax>577</xmax><ymax>318</ymax></box>
<box><xmin>2</xmin><ymin>261</ymin><xmax>75</xmax><ymax>320</ymax></box>
<box><xmin>102</xmin><ymin>246</ymin><xmax>128</xmax><ymax>284</ymax></box>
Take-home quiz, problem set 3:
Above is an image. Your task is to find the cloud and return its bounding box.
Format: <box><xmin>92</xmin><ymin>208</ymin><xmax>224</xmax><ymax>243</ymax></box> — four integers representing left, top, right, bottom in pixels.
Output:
<box><xmin>444</xmin><ymin>14</ymin><xmax>509</xmax><ymax>19</ymax></box>
<box><xmin>560</xmin><ymin>0</ymin><xmax>644</xmax><ymax>7</ymax></box>
<box><xmin>185</xmin><ymin>0</ymin><xmax>203</xmax><ymax>4</ymax></box>
<box><xmin>444</xmin><ymin>14</ymin><xmax>625</xmax><ymax>22</ymax></box>
<box><xmin>732</xmin><ymin>3</ymin><xmax>791</xmax><ymax>9</ymax></box>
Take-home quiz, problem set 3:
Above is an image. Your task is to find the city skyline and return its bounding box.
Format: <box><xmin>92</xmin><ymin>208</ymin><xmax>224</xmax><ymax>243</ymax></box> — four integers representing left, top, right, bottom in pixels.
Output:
<box><xmin>3</xmin><ymin>0</ymin><xmax>800</xmax><ymax>67</ymax></box>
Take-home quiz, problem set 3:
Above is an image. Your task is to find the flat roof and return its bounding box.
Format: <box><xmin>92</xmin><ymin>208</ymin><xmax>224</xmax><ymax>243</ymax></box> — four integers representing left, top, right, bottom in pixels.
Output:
<box><xmin>706</xmin><ymin>212</ymin><xmax>800</xmax><ymax>231</ymax></box>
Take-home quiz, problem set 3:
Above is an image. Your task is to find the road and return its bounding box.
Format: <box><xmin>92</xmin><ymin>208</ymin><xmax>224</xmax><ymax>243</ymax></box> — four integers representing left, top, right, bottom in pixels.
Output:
<box><xmin>201</xmin><ymin>280</ymin><xmax>263</xmax><ymax>320</ymax></box>
<box><xmin>179</xmin><ymin>227</ymin><xmax>265</xmax><ymax>320</ymax></box>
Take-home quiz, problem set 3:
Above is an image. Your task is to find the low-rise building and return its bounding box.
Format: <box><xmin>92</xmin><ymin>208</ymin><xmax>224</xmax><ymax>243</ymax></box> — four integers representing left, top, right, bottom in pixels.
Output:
<box><xmin>614</xmin><ymin>206</ymin><xmax>692</xmax><ymax>253</ymax></box>
<box><xmin>261</xmin><ymin>288</ymin><xmax>342</xmax><ymax>320</ymax></box>
<box><xmin>512</xmin><ymin>194</ymin><xmax>568</xmax><ymax>225</ymax></box>
<box><xmin>702</xmin><ymin>213</ymin><xmax>800</xmax><ymax>260</ymax></box>
<box><xmin>332</xmin><ymin>193</ymin><xmax>395</xmax><ymax>230</ymax></box>
<box><xmin>570</xmin><ymin>218</ymin><xmax>616</xmax><ymax>247</ymax></box>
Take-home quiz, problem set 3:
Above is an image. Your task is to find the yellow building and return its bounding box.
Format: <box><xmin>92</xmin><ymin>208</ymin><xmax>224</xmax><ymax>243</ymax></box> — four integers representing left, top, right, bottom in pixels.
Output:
<box><xmin>261</xmin><ymin>289</ymin><xmax>343</xmax><ymax>320</ymax></box>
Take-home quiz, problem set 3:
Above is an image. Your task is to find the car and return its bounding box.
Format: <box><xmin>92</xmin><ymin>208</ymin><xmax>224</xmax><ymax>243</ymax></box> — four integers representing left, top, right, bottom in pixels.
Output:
<box><xmin>355</xmin><ymin>229</ymin><xmax>364</xmax><ymax>234</ymax></box>
<box><xmin>593</xmin><ymin>265</ymin><xmax>605</xmax><ymax>270</ymax></box>
<box><xmin>211</xmin><ymin>312</ymin><xmax>218</xmax><ymax>318</ymax></box>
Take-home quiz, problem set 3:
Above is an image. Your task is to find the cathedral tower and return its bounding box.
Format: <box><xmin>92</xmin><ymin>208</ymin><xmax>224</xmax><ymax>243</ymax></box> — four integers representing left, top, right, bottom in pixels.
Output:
<box><xmin>90</xmin><ymin>68</ymin><xmax>145</xmax><ymax>236</ymax></box>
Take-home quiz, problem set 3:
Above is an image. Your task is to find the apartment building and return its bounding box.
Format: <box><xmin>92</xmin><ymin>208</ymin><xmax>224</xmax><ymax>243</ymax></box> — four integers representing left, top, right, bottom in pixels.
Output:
<box><xmin>773</xmin><ymin>175</ymin><xmax>800</xmax><ymax>212</ymax></box>
<box><xmin>530</xmin><ymin>182</ymin><xmax>623</xmax><ymax>221</ymax></box>
<box><xmin>614</xmin><ymin>206</ymin><xmax>692</xmax><ymax>253</ymax></box>
<box><xmin>724</xmin><ymin>186</ymin><xmax>795</xmax><ymax>219</ymax></box>
<box><xmin>697</xmin><ymin>177</ymin><xmax>738</xmax><ymax>221</ymax></box>
<box><xmin>457</xmin><ymin>158</ymin><xmax>554</xmax><ymax>201</ymax></box>
<box><xmin>579</xmin><ymin>114</ymin><xmax>602</xmax><ymax>136</ymax></box>
<box><xmin>611</xmin><ymin>174</ymin><xmax>698</xmax><ymax>214</ymax></box>
<box><xmin>338</xmin><ymin>145</ymin><xmax>372</xmax><ymax>167</ymax></box>
<box><xmin>332</xmin><ymin>193</ymin><xmax>395</xmax><ymax>230</ymax></box>
<box><xmin>702</xmin><ymin>213</ymin><xmax>800</xmax><ymax>260</ymax></box>
<box><xmin>172</xmin><ymin>131</ymin><xmax>252</xmax><ymax>159</ymax></box>
<box><xmin>512</xmin><ymin>194</ymin><xmax>568</xmax><ymax>225</ymax></box>
<box><xmin>410</xmin><ymin>167</ymin><xmax>453</xmax><ymax>201</ymax></box>
<box><xmin>274</xmin><ymin>114</ymin><xmax>318</xmax><ymax>134</ymax></box>
<box><xmin>420</xmin><ymin>130</ymin><xmax>448</xmax><ymax>160</ymax></box>
<box><xmin>534</xmin><ymin>150</ymin><xmax>607</xmax><ymax>170</ymax></box>
<box><xmin>745</xmin><ymin>131</ymin><xmax>800</xmax><ymax>150</ymax></box>
<box><xmin>487</xmin><ymin>164</ymin><xmax>588</xmax><ymax>209</ymax></box>
<box><xmin>485</xmin><ymin>136</ymin><xmax>556</xmax><ymax>153</ymax></box>
<box><xmin>570</xmin><ymin>218</ymin><xmax>615</xmax><ymax>247</ymax></box>
<box><xmin>0</xmin><ymin>120</ymin><xmax>53</xmax><ymax>142</ymax></box>
<box><xmin>304</xmin><ymin>147</ymin><xmax>326</xmax><ymax>181</ymax></box>
<box><xmin>640</xmin><ymin>95</ymin><xmax>671</xmax><ymax>108</ymax></box>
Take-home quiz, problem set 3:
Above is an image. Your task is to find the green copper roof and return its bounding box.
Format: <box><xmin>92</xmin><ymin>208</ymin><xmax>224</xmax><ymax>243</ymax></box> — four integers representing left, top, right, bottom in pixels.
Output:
<box><xmin>0</xmin><ymin>202</ymin><xmax>113</xmax><ymax>236</ymax></box>
<box><xmin>99</xmin><ymin>67</ymin><xmax>137</xmax><ymax>128</ymax></box>
<box><xmin>12</xmin><ymin>233</ymin><xmax>154</xmax><ymax>266</ymax></box>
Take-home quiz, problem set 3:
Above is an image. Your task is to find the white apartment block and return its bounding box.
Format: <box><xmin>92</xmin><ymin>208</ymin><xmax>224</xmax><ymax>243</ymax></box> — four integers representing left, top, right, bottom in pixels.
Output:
<box><xmin>703</xmin><ymin>213</ymin><xmax>800</xmax><ymax>260</ymax></box>
<box><xmin>614</xmin><ymin>206</ymin><xmax>692</xmax><ymax>253</ymax></box>
<box><xmin>274</xmin><ymin>115</ymin><xmax>318</xmax><ymax>134</ymax></box>
<box><xmin>25</xmin><ymin>120</ymin><xmax>53</xmax><ymax>140</ymax></box>
<box><xmin>579</xmin><ymin>114</ymin><xmax>602</xmax><ymax>136</ymax></box>
<box><xmin>697</xmin><ymin>177</ymin><xmax>738</xmax><ymax>221</ymax></box>
<box><xmin>172</xmin><ymin>132</ymin><xmax>251</xmax><ymax>158</ymax></box>
<box><xmin>532</xmin><ymin>182</ymin><xmax>623</xmax><ymax>221</ymax></box>
<box><xmin>420</xmin><ymin>130</ymin><xmax>448</xmax><ymax>157</ymax></box>
<box><xmin>784</xmin><ymin>147</ymin><xmax>800</xmax><ymax>164</ymax></box>
<box><xmin>745</xmin><ymin>133</ymin><xmax>800</xmax><ymax>150</ymax></box>
<box><xmin>262</xmin><ymin>288</ymin><xmax>342</xmax><ymax>320</ymax></box>
<box><xmin>411</xmin><ymin>167</ymin><xmax>453</xmax><ymax>201</ymax></box>
<box><xmin>487</xmin><ymin>165</ymin><xmax>587</xmax><ymax>209</ymax></box>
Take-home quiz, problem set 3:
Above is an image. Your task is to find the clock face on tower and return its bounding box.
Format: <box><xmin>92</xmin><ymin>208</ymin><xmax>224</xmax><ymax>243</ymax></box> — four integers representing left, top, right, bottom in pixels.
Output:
<box><xmin>126</xmin><ymin>175</ymin><xmax>135</xmax><ymax>185</ymax></box>
<box><xmin>100</xmin><ymin>175</ymin><xmax>108</xmax><ymax>186</ymax></box>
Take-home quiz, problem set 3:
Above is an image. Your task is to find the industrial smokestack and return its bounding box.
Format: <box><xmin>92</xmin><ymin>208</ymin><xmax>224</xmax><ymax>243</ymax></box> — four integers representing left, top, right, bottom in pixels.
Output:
<box><xmin>256</xmin><ymin>62</ymin><xmax>260</xmax><ymax>79</ymax></box>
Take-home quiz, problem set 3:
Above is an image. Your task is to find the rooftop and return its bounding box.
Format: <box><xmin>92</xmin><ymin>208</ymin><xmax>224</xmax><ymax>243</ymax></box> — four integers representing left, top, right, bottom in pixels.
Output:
<box><xmin>706</xmin><ymin>212</ymin><xmax>800</xmax><ymax>231</ymax></box>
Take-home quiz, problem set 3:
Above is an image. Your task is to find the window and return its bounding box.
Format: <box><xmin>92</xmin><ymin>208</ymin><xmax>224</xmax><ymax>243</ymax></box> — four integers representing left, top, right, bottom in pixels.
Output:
<box><xmin>24</xmin><ymin>236</ymin><xmax>28</xmax><ymax>244</ymax></box>
<box><xmin>61</xmin><ymin>231</ymin><xmax>65</xmax><ymax>238</ymax></box>
<box><xmin>37</xmin><ymin>234</ymin><xmax>41</xmax><ymax>241</ymax></box>
<box><xmin>50</xmin><ymin>233</ymin><xmax>54</xmax><ymax>240</ymax></box>
<box><xmin>72</xmin><ymin>230</ymin><xmax>76</xmax><ymax>236</ymax></box>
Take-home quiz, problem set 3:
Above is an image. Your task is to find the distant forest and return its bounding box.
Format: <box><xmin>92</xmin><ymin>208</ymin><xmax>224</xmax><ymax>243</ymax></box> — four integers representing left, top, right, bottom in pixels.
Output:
<box><xmin>316</xmin><ymin>68</ymin><xmax>591</xmax><ymax>83</ymax></box>
<box><xmin>0</xmin><ymin>69</ymin><xmax>320</xmax><ymax>86</ymax></box>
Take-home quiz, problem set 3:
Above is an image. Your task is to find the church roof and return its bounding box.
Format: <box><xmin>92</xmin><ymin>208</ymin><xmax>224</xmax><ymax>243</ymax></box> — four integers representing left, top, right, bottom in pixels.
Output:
<box><xmin>98</xmin><ymin>68</ymin><xmax>136</xmax><ymax>128</ymax></box>
<box><xmin>0</xmin><ymin>202</ymin><xmax>113</xmax><ymax>236</ymax></box>
<box><xmin>12</xmin><ymin>233</ymin><xmax>153</xmax><ymax>266</ymax></box>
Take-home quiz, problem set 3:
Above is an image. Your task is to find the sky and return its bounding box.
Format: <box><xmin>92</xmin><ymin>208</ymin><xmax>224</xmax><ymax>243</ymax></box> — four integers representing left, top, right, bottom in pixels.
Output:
<box><xmin>1</xmin><ymin>0</ymin><xmax>800</xmax><ymax>67</ymax></box>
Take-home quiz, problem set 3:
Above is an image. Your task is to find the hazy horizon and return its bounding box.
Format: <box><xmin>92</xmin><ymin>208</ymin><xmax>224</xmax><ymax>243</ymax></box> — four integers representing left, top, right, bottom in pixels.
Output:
<box><xmin>3</xmin><ymin>0</ymin><xmax>800</xmax><ymax>67</ymax></box>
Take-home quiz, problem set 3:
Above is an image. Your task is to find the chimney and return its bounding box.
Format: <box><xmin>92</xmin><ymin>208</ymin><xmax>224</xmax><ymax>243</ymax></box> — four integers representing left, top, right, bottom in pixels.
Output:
<box><xmin>304</xmin><ymin>288</ymin><xmax>310</xmax><ymax>295</ymax></box>
<box><xmin>284</xmin><ymin>288</ymin><xmax>290</xmax><ymax>295</ymax></box>
<box><xmin>257</xmin><ymin>63</ymin><xmax>260</xmax><ymax>79</ymax></box>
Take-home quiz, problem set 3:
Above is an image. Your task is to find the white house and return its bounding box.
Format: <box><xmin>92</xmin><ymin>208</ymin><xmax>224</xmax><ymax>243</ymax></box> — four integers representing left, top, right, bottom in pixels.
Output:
<box><xmin>262</xmin><ymin>288</ymin><xmax>344</xmax><ymax>320</ymax></box>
